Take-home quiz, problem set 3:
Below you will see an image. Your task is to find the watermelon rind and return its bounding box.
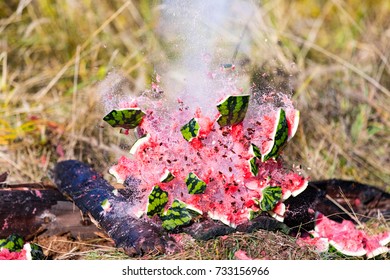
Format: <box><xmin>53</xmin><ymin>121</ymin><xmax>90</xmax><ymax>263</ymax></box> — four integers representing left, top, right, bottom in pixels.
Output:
<box><xmin>185</xmin><ymin>172</ymin><xmax>207</xmax><ymax>194</ymax></box>
<box><xmin>378</xmin><ymin>232</ymin><xmax>390</xmax><ymax>246</ymax></box>
<box><xmin>366</xmin><ymin>246</ymin><xmax>389</xmax><ymax>259</ymax></box>
<box><xmin>146</xmin><ymin>185</ymin><xmax>169</xmax><ymax>217</ymax></box>
<box><xmin>249</xmin><ymin>157</ymin><xmax>258</xmax><ymax>176</ymax></box>
<box><xmin>261</xmin><ymin>108</ymin><xmax>288</xmax><ymax>162</ymax></box>
<box><xmin>129</xmin><ymin>133</ymin><xmax>150</xmax><ymax>155</ymax></box>
<box><xmin>268</xmin><ymin>211</ymin><xmax>284</xmax><ymax>222</ymax></box>
<box><xmin>208</xmin><ymin>211</ymin><xmax>237</xmax><ymax>228</ymax></box>
<box><xmin>259</xmin><ymin>186</ymin><xmax>282</xmax><ymax>212</ymax></box>
<box><xmin>329</xmin><ymin>240</ymin><xmax>367</xmax><ymax>257</ymax></box>
<box><xmin>103</xmin><ymin>108</ymin><xmax>145</xmax><ymax>129</ymax></box>
<box><xmin>180</xmin><ymin>118</ymin><xmax>200</xmax><ymax>142</ymax></box>
<box><xmin>216</xmin><ymin>95</ymin><xmax>250</xmax><ymax>127</ymax></box>
<box><xmin>101</xmin><ymin>198</ymin><xmax>111</xmax><ymax>212</ymax></box>
<box><xmin>0</xmin><ymin>234</ymin><xmax>24</xmax><ymax>252</ymax></box>
<box><xmin>248</xmin><ymin>209</ymin><xmax>260</xmax><ymax>220</ymax></box>
<box><xmin>160</xmin><ymin>199</ymin><xmax>193</xmax><ymax>231</ymax></box>
<box><xmin>160</xmin><ymin>169</ymin><xmax>175</xmax><ymax>183</ymax></box>
<box><xmin>287</xmin><ymin>110</ymin><xmax>300</xmax><ymax>140</ymax></box>
<box><xmin>268</xmin><ymin>202</ymin><xmax>286</xmax><ymax>222</ymax></box>
<box><xmin>108</xmin><ymin>166</ymin><xmax>125</xmax><ymax>184</ymax></box>
<box><xmin>291</xmin><ymin>179</ymin><xmax>308</xmax><ymax>197</ymax></box>
<box><xmin>249</xmin><ymin>143</ymin><xmax>262</xmax><ymax>159</ymax></box>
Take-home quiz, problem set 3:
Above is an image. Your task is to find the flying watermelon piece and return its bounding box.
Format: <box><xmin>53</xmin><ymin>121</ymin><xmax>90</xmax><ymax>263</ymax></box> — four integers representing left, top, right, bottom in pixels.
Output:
<box><xmin>161</xmin><ymin>199</ymin><xmax>198</xmax><ymax>231</ymax></box>
<box><xmin>259</xmin><ymin>186</ymin><xmax>282</xmax><ymax>212</ymax></box>
<box><xmin>216</xmin><ymin>95</ymin><xmax>250</xmax><ymax>127</ymax></box>
<box><xmin>185</xmin><ymin>172</ymin><xmax>207</xmax><ymax>194</ymax></box>
<box><xmin>0</xmin><ymin>234</ymin><xmax>24</xmax><ymax>251</ymax></box>
<box><xmin>248</xmin><ymin>157</ymin><xmax>258</xmax><ymax>176</ymax></box>
<box><xmin>101</xmin><ymin>198</ymin><xmax>112</xmax><ymax>212</ymax></box>
<box><xmin>286</xmin><ymin>109</ymin><xmax>300</xmax><ymax>140</ymax></box>
<box><xmin>180</xmin><ymin>118</ymin><xmax>200</xmax><ymax>141</ymax></box>
<box><xmin>129</xmin><ymin>133</ymin><xmax>150</xmax><ymax>155</ymax></box>
<box><xmin>160</xmin><ymin>169</ymin><xmax>175</xmax><ymax>183</ymax></box>
<box><xmin>146</xmin><ymin>185</ymin><xmax>169</xmax><ymax>217</ymax></box>
<box><xmin>103</xmin><ymin>108</ymin><xmax>145</xmax><ymax>129</ymax></box>
<box><xmin>261</xmin><ymin>108</ymin><xmax>288</xmax><ymax>162</ymax></box>
<box><xmin>249</xmin><ymin>143</ymin><xmax>262</xmax><ymax>159</ymax></box>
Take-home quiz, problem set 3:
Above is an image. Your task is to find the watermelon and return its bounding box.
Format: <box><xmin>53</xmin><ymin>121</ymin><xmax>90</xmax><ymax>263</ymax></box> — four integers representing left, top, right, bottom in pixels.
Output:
<box><xmin>0</xmin><ymin>234</ymin><xmax>45</xmax><ymax>260</ymax></box>
<box><xmin>160</xmin><ymin>169</ymin><xmax>175</xmax><ymax>183</ymax></box>
<box><xmin>261</xmin><ymin>109</ymin><xmax>288</xmax><ymax>162</ymax></box>
<box><xmin>129</xmin><ymin>133</ymin><xmax>150</xmax><ymax>155</ymax></box>
<box><xmin>259</xmin><ymin>186</ymin><xmax>282</xmax><ymax>212</ymax></box>
<box><xmin>103</xmin><ymin>108</ymin><xmax>145</xmax><ymax>129</ymax></box>
<box><xmin>146</xmin><ymin>185</ymin><xmax>168</xmax><ymax>217</ymax></box>
<box><xmin>185</xmin><ymin>172</ymin><xmax>207</xmax><ymax>194</ymax></box>
<box><xmin>161</xmin><ymin>199</ymin><xmax>202</xmax><ymax>231</ymax></box>
<box><xmin>181</xmin><ymin>118</ymin><xmax>200</xmax><ymax>141</ymax></box>
<box><xmin>101</xmin><ymin>198</ymin><xmax>112</xmax><ymax>212</ymax></box>
<box><xmin>286</xmin><ymin>109</ymin><xmax>300</xmax><ymax>140</ymax></box>
<box><xmin>303</xmin><ymin>212</ymin><xmax>390</xmax><ymax>258</ymax></box>
<box><xmin>216</xmin><ymin>95</ymin><xmax>250</xmax><ymax>127</ymax></box>
<box><xmin>105</xmin><ymin>73</ymin><xmax>308</xmax><ymax>231</ymax></box>
<box><xmin>248</xmin><ymin>157</ymin><xmax>258</xmax><ymax>176</ymax></box>
<box><xmin>268</xmin><ymin>202</ymin><xmax>286</xmax><ymax>222</ymax></box>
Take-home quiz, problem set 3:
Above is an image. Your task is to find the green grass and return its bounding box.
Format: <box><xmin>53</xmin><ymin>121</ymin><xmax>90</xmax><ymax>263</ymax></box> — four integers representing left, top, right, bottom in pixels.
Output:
<box><xmin>1</xmin><ymin>0</ymin><xmax>389</xmax><ymax>259</ymax></box>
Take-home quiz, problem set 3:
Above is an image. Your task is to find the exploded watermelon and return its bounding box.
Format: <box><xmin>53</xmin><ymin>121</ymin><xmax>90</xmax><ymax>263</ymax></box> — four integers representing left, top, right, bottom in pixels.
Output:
<box><xmin>298</xmin><ymin>213</ymin><xmax>390</xmax><ymax>258</ymax></box>
<box><xmin>103</xmin><ymin>69</ymin><xmax>307</xmax><ymax>230</ymax></box>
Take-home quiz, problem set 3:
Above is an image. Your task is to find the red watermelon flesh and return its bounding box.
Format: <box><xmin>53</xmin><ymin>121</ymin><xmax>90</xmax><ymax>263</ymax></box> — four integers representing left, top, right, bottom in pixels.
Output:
<box><xmin>307</xmin><ymin>212</ymin><xmax>390</xmax><ymax>258</ymax></box>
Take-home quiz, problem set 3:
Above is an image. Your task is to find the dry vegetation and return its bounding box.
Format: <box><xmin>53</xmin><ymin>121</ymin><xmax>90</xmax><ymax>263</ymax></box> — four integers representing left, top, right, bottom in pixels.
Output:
<box><xmin>1</xmin><ymin>0</ymin><xmax>389</xmax><ymax>259</ymax></box>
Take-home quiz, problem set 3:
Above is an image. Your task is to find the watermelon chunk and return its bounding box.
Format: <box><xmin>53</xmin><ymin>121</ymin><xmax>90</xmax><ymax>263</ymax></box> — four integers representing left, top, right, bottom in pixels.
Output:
<box><xmin>146</xmin><ymin>185</ymin><xmax>168</xmax><ymax>217</ymax></box>
<box><xmin>181</xmin><ymin>118</ymin><xmax>200</xmax><ymax>141</ymax></box>
<box><xmin>216</xmin><ymin>95</ymin><xmax>250</xmax><ymax>127</ymax></box>
<box><xmin>261</xmin><ymin>109</ymin><xmax>288</xmax><ymax>162</ymax></box>
<box><xmin>248</xmin><ymin>157</ymin><xmax>258</xmax><ymax>176</ymax></box>
<box><xmin>161</xmin><ymin>199</ymin><xmax>198</xmax><ymax>230</ymax></box>
<box><xmin>259</xmin><ymin>186</ymin><xmax>282</xmax><ymax>212</ymax></box>
<box><xmin>160</xmin><ymin>169</ymin><xmax>175</xmax><ymax>183</ymax></box>
<box><xmin>310</xmin><ymin>212</ymin><xmax>390</xmax><ymax>258</ymax></box>
<box><xmin>129</xmin><ymin>133</ymin><xmax>150</xmax><ymax>155</ymax></box>
<box><xmin>185</xmin><ymin>172</ymin><xmax>207</xmax><ymax>194</ymax></box>
<box><xmin>103</xmin><ymin>108</ymin><xmax>145</xmax><ymax>129</ymax></box>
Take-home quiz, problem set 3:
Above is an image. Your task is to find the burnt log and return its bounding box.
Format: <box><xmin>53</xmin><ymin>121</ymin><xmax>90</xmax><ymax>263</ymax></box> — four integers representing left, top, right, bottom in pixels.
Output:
<box><xmin>0</xmin><ymin>182</ymin><xmax>100</xmax><ymax>239</ymax></box>
<box><xmin>53</xmin><ymin>160</ymin><xmax>175</xmax><ymax>255</ymax></box>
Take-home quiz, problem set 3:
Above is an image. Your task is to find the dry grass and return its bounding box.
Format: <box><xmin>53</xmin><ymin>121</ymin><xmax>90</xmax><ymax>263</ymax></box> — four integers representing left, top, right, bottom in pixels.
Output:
<box><xmin>1</xmin><ymin>0</ymin><xmax>389</xmax><ymax>259</ymax></box>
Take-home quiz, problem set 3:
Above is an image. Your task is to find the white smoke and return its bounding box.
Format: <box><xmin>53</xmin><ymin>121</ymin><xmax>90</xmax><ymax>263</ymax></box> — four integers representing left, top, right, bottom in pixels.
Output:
<box><xmin>156</xmin><ymin>0</ymin><xmax>256</xmax><ymax>116</ymax></box>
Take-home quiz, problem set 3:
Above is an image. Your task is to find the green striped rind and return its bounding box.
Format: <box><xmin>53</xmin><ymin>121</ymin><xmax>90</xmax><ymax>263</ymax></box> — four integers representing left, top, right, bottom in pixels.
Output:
<box><xmin>259</xmin><ymin>186</ymin><xmax>282</xmax><ymax>211</ymax></box>
<box><xmin>160</xmin><ymin>170</ymin><xmax>175</xmax><ymax>183</ymax></box>
<box><xmin>216</xmin><ymin>95</ymin><xmax>250</xmax><ymax>127</ymax></box>
<box><xmin>146</xmin><ymin>185</ymin><xmax>169</xmax><ymax>217</ymax></box>
<box><xmin>248</xmin><ymin>209</ymin><xmax>260</xmax><ymax>220</ymax></box>
<box><xmin>180</xmin><ymin>118</ymin><xmax>200</xmax><ymax>141</ymax></box>
<box><xmin>249</xmin><ymin>143</ymin><xmax>262</xmax><ymax>159</ymax></box>
<box><xmin>185</xmin><ymin>172</ymin><xmax>207</xmax><ymax>194</ymax></box>
<box><xmin>103</xmin><ymin>108</ymin><xmax>145</xmax><ymax>129</ymax></box>
<box><xmin>249</xmin><ymin>157</ymin><xmax>258</xmax><ymax>176</ymax></box>
<box><xmin>0</xmin><ymin>234</ymin><xmax>24</xmax><ymax>251</ymax></box>
<box><xmin>29</xmin><ymin>243</ymin><xmax>45</xmax><ymax>260</ymax></box>
<box><xmin>161</xmin><ymin>200</ymin><xmax>193</xmax><ymax>231</ymax></box>
<box><xmin>101</xmin><ymin>198</ymin><xmax>111</xmax><ymax>211</ymax></box>
<box><xmin>262</xmin><ymin>109</ymin><xmax>288</xmax><ymax>162</ymax></box>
